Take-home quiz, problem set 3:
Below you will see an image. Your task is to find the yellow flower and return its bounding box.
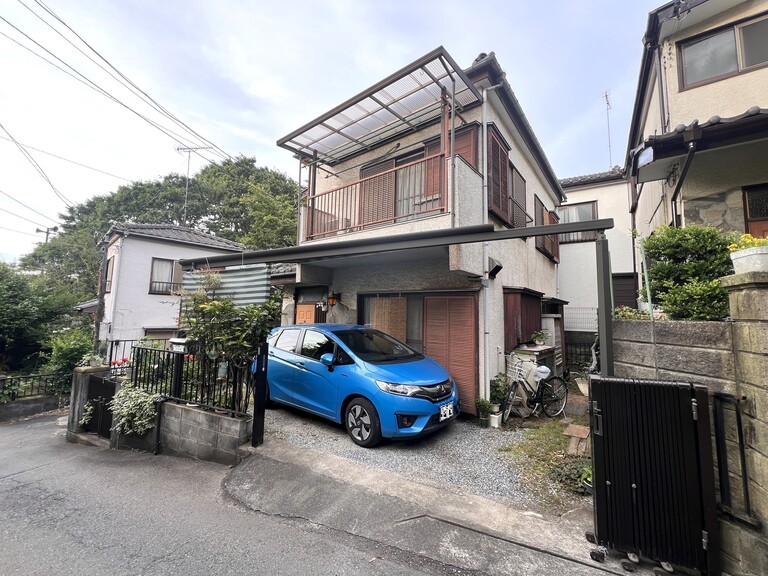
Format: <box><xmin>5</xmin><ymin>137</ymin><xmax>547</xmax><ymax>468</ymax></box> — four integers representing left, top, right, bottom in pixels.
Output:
<box><xmin>729</xmin><ymin>234</ymin><xmax>768</xmax><ymax>252</ymax></box>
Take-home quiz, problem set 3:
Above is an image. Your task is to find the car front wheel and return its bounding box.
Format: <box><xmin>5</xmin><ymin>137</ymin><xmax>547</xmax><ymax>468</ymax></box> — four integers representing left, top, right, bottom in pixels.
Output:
<box><xmin>344</xmin><ymin>398</ymin><xmax>382</xmax><ymax>448</ymax></box>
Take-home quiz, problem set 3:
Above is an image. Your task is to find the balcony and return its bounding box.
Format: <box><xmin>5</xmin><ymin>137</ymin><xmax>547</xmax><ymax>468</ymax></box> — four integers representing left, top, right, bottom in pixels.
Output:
<box><xmin>304</xmin><ymin>153</ymin><xmax>446</xmax><ymax>240</ymax></box>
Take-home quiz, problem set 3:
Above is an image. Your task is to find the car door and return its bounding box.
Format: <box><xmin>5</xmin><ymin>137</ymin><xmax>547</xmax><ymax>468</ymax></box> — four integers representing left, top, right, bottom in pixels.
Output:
<box><xmin>291</xmin><ymin>329</ymin><xmax>339</xmax><ymax>418</ymax></box>
<box><xmin>267</xmin><ymin>328</ymin><xmax>302</xmax><ymax>403</ymax></box>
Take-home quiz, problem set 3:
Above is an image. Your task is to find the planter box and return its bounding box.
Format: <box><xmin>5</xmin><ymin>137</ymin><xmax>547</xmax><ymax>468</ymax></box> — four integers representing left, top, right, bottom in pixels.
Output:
<box><xmin>730</xmin><ymin>246</ymin><xmax>768</xmax><ymax>274</ymax></box>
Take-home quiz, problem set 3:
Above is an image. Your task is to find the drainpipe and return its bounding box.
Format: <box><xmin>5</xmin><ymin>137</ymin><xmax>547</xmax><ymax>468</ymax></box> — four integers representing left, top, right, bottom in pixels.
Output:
<box><xmin>481</xmin><ymin>80</ymin><xmax>504</xmax><ymax>400</ymax></box>
<box><xmin>671</xmin><ymin>140</ymin><xmax>697</xmax><ymax>226</ymax></box>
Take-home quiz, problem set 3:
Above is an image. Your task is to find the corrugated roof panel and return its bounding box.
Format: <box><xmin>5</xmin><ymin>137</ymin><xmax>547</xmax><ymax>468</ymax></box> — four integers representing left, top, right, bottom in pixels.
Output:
<box><xmin>182</xmin><ymin>265</ymin><xmax>270</xmax><ymax>308</ymax></box>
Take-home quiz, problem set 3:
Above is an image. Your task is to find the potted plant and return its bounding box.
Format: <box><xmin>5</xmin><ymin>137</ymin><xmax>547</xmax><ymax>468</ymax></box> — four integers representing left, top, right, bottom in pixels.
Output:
<box><xmin>728</xmin><ymin>233</ymin><xmax>768</xmax><ymax>274</ymax></box>
<box><xmin>78</xmin><ymin>352</ymin><xmax>105</xmax><ymax>367</ymax></box>
<box><xmin>530</xmin><ymin>329</ymin><xmax>549</xmax><ymax>346</ymax></box>
<box><xmin>475</xmin><ymin>398</ymin><xmax>491</xmax><ymax>428</ymax></box>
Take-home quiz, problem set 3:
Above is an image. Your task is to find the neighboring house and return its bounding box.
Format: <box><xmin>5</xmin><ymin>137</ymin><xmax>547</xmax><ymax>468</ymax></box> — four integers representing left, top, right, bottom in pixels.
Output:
<box><xmin>269</xmin><ymin>47</ymin><xmax>566</xmax><ymax>413</ymax></box>
<box><xmin>558</xmin><ymin>167</ymin><xmax>636</xmax><ymax>340</ymax></box>
<box><xmin>97</xmin><ymin>223</ymin><xmax>244</xmax><ymax>344</ymax></box>
<box><xmin>627</xmin><ymin>0</ymin><xmax>768</xmax><ymax>240</ymax></box>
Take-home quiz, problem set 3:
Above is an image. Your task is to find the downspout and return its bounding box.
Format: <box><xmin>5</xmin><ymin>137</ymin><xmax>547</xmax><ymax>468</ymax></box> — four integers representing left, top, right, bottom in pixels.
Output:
<box><xmin>450</xmin><ymin>76</ymin><xmax>456</xmax><ymax>228</ymax></box>
<box><xmin>671</xmin><ymin>140</ymin><xmax>697</xmax><ymax>226</ymax></box>
<box><xmin>481</xmin><ymin>80</ymin><xmax>504</xmax><ymax>400</ymax></box>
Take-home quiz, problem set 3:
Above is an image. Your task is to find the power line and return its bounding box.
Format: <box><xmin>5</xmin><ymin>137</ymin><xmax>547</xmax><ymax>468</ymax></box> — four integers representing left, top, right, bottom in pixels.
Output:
<box><xmin>0</xmin><ymin>188</ymin><xmax>61</xmax><ymax>225</ymax></box>
<box><xmin>0</xmin><ymin>224</ymin><xmax>40</xmax><ymax>238</ymax></box>
<box><xmin>31</xmin><ymin>0</ymin><xmax>231</xmax><ymax>161</ymax></box>
<box><xmin>0</xmin><ymin>120</ymin><xmax>74</xmax><ymax>207</ymax></box>
<box><xmin>0</xmin><ymin>135</ymin><xmax>132</xmax><ymax>182</ymax></box>
<box><xmin>0</xmin><ymin>19</ymin><xmax>216</xmax><ymax>160</ymax></box>
<box><xmin>0</xmin><ymin>205</ymin><xmax>50</xmax><ymax>228</ymax></box>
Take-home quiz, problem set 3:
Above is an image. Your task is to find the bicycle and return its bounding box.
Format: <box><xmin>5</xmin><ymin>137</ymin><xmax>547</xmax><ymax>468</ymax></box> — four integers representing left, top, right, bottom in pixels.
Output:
<box><xmin>501</xmin><ymin>353</ymin><xmax>568</xmax><ymax>422</ymax></box>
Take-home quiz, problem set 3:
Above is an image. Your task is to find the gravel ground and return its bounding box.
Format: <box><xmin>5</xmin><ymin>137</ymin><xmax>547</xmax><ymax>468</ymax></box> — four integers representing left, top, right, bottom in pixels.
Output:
<box><xmin>263</xmin><ymin>405</ymin><xmax>546</xmax><ymax>510</ymax></box>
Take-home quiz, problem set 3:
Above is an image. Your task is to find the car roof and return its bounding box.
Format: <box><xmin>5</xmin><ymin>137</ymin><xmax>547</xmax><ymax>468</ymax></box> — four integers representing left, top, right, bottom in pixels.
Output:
<box><xmin>273</xmin><ymin>324</ymin><xmax>371</xmax><ymax>333</ymax></box>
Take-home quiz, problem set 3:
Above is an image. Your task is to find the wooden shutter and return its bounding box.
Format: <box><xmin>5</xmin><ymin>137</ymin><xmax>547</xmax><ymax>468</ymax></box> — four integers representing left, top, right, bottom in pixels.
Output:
<box><xmin>511</xmin><ymin>167</ymin><xmax>526</xmax><ymax>228</ymax></box>
<box><xmin>487</xmin><ymin>128</ymin><xmax>510</xmax><ymax>222</ymax></box>
<box><xmin>424</xmin><ymin>295</ymin><xmax>478</xmax><ymax>415</ymax></box>
<box><xmin>454</xmin><ymin>127</ymin><xmax>478</xmax><ymax>168</ymax></box>
<box><xmin>424</xmin><ymin>142</ymin><xmax>443</xmax><ymax>200</ymax></box>
<box><xmin>360</xmin><ymin>160</ymin><xmax>395</xmax><ymax>225</ymax></box>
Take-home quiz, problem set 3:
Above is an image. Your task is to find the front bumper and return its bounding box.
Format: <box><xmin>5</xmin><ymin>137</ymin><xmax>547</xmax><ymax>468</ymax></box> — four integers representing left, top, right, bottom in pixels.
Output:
<box><xmin>377</xmin><ymin>389</ymin><xmax>460</xmax><ymax>439</ymax></box>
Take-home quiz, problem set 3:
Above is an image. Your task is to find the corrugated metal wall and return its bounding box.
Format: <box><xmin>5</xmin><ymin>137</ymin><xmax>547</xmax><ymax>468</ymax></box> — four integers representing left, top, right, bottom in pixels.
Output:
<box><xmin>182</xmin><ymin>265</ymin><xmax>270</xmax><ymax>307</ymax></box>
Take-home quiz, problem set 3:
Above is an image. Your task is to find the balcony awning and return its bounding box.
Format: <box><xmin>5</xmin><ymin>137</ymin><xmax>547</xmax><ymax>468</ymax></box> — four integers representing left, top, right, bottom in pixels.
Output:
<box><xmin>630</xmin><ymin>106</ymin><xmax>768</xmax><ymax>183</ymax></box>
<box><xmin>277</xmin><ymin>46</ymin><xmax>482</xmax><ymax>166</ymax></box>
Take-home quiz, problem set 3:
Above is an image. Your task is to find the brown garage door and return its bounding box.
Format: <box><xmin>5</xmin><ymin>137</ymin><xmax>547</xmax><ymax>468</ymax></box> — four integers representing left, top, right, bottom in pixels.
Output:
<box><xmin>423</xmin><ymin>294</ymin><xmax>478</xmax><ymax>415</ymax></box>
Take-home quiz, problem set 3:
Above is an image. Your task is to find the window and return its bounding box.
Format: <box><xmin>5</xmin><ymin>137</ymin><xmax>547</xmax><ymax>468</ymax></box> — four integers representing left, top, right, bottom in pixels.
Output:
<box><xmin>149</xmin><ymin>258</ymin><xmax>179</xmax><ymax>295</ymax></box>
<box><xmin>274</xmin><ymin>329</ymin><xmax>301</xmax><ymax>352</ymax></box>
<box><xmin>744</xmin><ymin>184</ymin><xmax>768</xmax><ymax>237</ymax></box>
<box><xmin>104</xmin><ymin>256</ymin><xmax>114</xmax><ymax>293</ymax></box>
<box><xmin>680</xmin><ymin>14</ymin><xmax>768</xmax><ymax>88</ymax></box>
<box><xmin>557</xmin><ymin>201</ymin><xmax>598</xmax><ymax>243</ymax></box>
<box><xmin>534</xmin><ymin>195</ymin><xmax>559</xmax><ymax>261</ymax></box>
<box><xmin>299</xmin><ymin>330</ymin><xmax>335</xmax><ymax>360</ymax></box>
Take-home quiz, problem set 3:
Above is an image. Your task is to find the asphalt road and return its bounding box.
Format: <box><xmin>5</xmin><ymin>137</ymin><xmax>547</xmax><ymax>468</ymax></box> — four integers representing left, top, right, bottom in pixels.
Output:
<box><xmin>0</xmin><ymin>413</ymin><xmax>467</xmax><ymax>576</ymax></box>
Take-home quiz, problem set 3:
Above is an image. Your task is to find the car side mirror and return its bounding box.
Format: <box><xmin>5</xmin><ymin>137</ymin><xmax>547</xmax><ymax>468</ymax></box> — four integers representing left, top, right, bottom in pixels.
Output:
<box><xmin>320</xmin><ymin>353</ymin><xmax>335</xmax><ymax>369</ymax></box>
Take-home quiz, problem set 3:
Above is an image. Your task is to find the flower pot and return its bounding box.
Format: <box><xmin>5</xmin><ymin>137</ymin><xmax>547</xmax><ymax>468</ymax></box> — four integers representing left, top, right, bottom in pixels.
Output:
<box><xmin>730</xmin><ymin>246</ymin><xmax>768</xmax><ymax>274</ymax></box>
<box><xmin>489</xmin><ymin>413</ymin><xmax>501</xmax><ymax>428</ymax></box>
<box><xmin>575</xmin><ymin>377</ymin><xmax>589</xmax><ymax>396</ymax></box>
<box><xmin>490</xmin><ymin>403</ymin><xmax>500</xmax><ymax>413</ymax></box>
<box><xmin>534</xmin><ymin>340</ymin><xmax>545</xmax><ymax>346</ymax></box>
<box><xmin>479</xmin><ymin>416</ymin><xmax>490</xmax><ymax>428</ymax></box>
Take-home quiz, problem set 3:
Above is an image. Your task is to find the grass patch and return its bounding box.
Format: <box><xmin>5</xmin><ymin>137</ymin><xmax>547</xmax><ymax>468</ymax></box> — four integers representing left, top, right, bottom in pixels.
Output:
<box><xmin>499</xmin><ymin>418</ymin><xmax>591</xmax><ymax>515</ymax></box>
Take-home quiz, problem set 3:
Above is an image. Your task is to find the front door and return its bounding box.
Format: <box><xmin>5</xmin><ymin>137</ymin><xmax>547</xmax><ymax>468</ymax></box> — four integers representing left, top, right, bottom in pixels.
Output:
<box><xmin>423</xmin><ymin>294</ymin><xmax>478</xmax><ymax>415</ymax></box>
<box><xmin>296</xmin><ymin>303</ymin><xmax>316</xmax><ymax>324</ymax></box>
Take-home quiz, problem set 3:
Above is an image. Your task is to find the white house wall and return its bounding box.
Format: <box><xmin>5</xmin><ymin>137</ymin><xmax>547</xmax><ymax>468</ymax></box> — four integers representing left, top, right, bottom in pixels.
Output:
<box><xmin>104</xmin><ymin>236</ymin><xmax>240</xmax><ymax>342</ymax></box>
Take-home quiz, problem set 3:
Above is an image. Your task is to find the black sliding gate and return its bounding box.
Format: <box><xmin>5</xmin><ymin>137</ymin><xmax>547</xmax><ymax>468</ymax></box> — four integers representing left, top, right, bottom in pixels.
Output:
<box><xmin>589</xmin><ymin>376</ymin><xmax>719</xmax><ymax>575</ymax></box>
<box><xmin>85</xmin><ymin>375</ymin><xmax>116</xmax><ymax>439</ymax></box>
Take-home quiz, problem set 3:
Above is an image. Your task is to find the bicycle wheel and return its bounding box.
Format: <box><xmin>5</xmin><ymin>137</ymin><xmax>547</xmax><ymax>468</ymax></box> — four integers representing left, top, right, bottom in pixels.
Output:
<box><xmin>542</xmin><ymin>376</ymin><xmax>568</xmax><ymax>417</ymax></box>
<box><xmin>502</xmin><ymin>381</ymin><xmax>528</xmax><ymax>422</ymax></box>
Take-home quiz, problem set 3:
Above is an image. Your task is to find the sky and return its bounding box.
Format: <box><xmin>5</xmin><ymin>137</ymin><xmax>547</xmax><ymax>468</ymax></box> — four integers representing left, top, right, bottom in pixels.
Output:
<box><xmin>0</xmin><ymin>0</ymin><xmax>664</xmax><ymax>262</ymax></box>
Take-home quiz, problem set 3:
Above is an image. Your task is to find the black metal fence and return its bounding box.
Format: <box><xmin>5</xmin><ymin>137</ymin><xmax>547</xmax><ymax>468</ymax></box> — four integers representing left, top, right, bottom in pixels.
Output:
<box><xmin>130</xmin><ymin>344</ymin><xmax>251</xmax><ymax>416</ymax></box>
<box><xmin>0</xmin><ymin>372</ymin><xmax>72</xmax><ymax>403</ymax></box>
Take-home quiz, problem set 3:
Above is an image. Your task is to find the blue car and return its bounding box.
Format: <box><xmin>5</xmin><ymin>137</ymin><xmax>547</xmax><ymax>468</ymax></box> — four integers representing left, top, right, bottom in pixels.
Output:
<box><xmin>266</xmin><ymin>324</ymin><xmax>459</xmax><ymax>447</ymax></box>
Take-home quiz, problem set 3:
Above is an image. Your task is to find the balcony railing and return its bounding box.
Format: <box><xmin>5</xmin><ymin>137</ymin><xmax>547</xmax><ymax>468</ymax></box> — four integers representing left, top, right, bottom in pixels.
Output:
<box><xmin>304</xmin><ymin>153</ymin><xmax>446</xmax><ymax>240</ymax></box>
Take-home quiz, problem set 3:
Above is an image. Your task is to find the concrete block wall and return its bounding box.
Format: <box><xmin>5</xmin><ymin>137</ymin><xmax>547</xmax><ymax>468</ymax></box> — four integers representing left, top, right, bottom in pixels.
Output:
<box><xmin>159</xmin><ymin>402</ymin><xmax>251</xmax><ymax>466</ymax></box>
<box><xmin>612</xmin><ymin>271</ymin><xmax>768</xmax><ymax>575</ymax></box>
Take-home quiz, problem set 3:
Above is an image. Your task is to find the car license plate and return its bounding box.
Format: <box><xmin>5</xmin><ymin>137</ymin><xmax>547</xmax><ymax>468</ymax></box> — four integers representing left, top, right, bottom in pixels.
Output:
<box><xmin>439</xmin><ymin>402</ymin><xmax>454</xmax><ymax>421</ymax></box>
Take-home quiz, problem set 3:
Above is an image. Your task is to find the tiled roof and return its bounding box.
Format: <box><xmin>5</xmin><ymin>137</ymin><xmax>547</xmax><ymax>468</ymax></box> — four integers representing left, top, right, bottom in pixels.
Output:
<box><xmin>108</xmin><ymin>223</ymin><xmax>244</xmax><ymax>252</ymax></box>
<box><xmin>651</xmin><ymin>106</ymin><xmax>768</xmax><ymax>143</ymax></box>
<box><xmin>560</xmin><ymin>166</ymin><xmax>624</xmax><ymax>188</ymax></box>
<box><xmin>269</xmin><ymin>262</ymin><xmax>296</xmax><ymax>277</ymax></box>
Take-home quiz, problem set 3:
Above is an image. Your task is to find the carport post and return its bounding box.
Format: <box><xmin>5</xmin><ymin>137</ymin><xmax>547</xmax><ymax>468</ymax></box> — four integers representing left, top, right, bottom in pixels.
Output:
<box><xmin>596</xmin><ymin>232</ymin><xmax>614</xmax><ymax>376</ymax></box>
<box><xmin>251</xmin><ymin>342</ymin><xmax>268</xmax><ymax>447</ymax></box>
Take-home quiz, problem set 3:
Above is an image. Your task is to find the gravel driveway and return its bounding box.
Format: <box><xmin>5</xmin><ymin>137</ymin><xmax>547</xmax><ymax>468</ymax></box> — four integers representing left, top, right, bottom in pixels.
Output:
<box><xmin>264</xmin><ymin>405</ymin><xmax>547</xmax><ymax>511</ymax></box>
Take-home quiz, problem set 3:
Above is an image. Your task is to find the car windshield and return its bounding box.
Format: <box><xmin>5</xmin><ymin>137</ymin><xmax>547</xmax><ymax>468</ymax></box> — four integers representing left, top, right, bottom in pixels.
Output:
<box><xmin>332</xmin><ymin>329</ymin><xmax>422</xmax><ymax>364</ymax></box>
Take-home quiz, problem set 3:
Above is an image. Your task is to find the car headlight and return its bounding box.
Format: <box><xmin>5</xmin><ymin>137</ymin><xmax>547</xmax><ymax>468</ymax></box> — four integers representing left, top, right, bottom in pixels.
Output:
<box><xmin>375</xmin><ymin>380</ymin><xmax>422</xmax><ymax>396</ymax></box>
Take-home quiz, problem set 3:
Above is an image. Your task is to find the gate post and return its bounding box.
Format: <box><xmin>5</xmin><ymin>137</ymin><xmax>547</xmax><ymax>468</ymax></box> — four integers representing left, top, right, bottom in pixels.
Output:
<box><xmin>251</xmin><ymin>342</ymin><xmax>268</xmax><ymax>447</ymax></box>
<box><xmin>596</xmin><ymin>232</ymin><xmax>614</xmax><ymax>376</ymax></box>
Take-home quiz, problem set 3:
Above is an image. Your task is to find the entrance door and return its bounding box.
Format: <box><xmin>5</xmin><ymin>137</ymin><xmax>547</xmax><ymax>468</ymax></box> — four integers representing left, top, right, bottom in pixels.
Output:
<box><xmin>423</xmin><ymin>295</ymin><xmax>478</xmax><ymax>415</ymax></box>
<box><xmin>296</xmin><ymin>303</ymin><xmax>316</xmax><ymax>324</ymax></box>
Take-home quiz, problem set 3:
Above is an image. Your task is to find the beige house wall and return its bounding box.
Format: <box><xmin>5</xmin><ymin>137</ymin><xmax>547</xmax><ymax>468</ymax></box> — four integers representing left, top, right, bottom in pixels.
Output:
<box><xmin>663</xmin><ymin>1</ymin><xmax>768</xmax><ymax>126</ymax></box>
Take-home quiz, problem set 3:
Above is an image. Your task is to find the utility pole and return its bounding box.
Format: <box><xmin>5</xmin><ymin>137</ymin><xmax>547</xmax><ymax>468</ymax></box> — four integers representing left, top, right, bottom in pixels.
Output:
<box><xmin>604</xmin><ymin>91</ymin><xmax>613</xmax><ymax>168</ymax></box>
<box><xmin>176</xmin><ymin>145</ymin><xmax>212</xmax><ymax>226</ymax></box>
<box><xmin>35</xmin><ymin>225</ymin><xmax>58</xmax><ymax>243</ymax></box>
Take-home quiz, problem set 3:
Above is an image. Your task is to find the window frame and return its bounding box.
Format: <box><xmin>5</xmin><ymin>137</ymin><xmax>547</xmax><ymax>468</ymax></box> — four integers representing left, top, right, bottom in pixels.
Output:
<box><xmin>148</xmin><ymin>257</ymin><xmax>178</xmax><ymax>295</ymax></box>
<box><xmin>678</xmin><ymin>12</ymin><xmax>768</xmax><ymax>90</ymax></box>
<box><xmin>104</xmin><ymin>256</ymin><xmax>114</xmax><ymax>293</ymax></box>
<box><xmin>743</xmin><ymin>183</ymin><xmax>768</xmax><ymax>234</ymax></box>
<box><xmin>534</xmin><ymin>195</ymin><xmax>560</xmax><ymax>262</ymax></box>
<box><xmin>557</xmin><ymin>201</ymin><xmax>598</xmax><ymax>244</ymax></box>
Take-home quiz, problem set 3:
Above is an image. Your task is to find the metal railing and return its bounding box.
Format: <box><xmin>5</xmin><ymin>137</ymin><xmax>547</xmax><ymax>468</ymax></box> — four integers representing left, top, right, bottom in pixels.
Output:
<box><xmin>130</xmin><ymin>345</ymin><xmax>251</xmax><ymax>416</ymax></box>
<box><xmin>304</xmin><ymin>153</ymin><xmax>446</xmax><ymax>240</ymax></box>
<box><xmin>0</xmin><ymin>372</ymin><xmax>72</xmax><ymax>403</ymax></box>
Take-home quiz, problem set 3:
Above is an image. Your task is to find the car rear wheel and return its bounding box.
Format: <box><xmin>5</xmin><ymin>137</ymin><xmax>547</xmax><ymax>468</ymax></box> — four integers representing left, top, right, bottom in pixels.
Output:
<box><xmin>344</xmin><ymin>398</ymin><xmax>381</xmax><ymax>448</ymax></box>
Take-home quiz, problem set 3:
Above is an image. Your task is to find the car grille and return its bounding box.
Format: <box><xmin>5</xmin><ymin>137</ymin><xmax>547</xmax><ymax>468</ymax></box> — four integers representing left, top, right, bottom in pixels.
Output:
<box><xmin>413</xmin><ymin>379</ymin><xmax>453</xmax><ymax>403</ymax></box>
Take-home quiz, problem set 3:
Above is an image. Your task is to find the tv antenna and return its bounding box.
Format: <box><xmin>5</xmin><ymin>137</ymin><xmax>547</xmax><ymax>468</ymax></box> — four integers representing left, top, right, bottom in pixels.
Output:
<box><xmin>176</xmin><ymin>145</ymin><xmax>213</xmax><ymax>225</ymax></box>
<box><xmin>604</xmin><ymin>91</ymin><xmax>613</xmax><ymax>168</ymax></box>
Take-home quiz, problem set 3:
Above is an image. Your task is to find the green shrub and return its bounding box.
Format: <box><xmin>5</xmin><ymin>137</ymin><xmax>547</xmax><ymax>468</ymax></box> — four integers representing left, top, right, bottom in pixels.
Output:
<box><xmin>490</xmin><ymin>372</ymin><xmax>508</xmax><ymax>404</ymax></box>
<box><xmin>614</xmin><ymin>306</ymin><xmax>650</xmax><ymax>320</ymax></box>
<box><xmin>108</xmin><ymin>383</ymin><xmax>161</xmax><ymax>436</ymax></box>
<box><xmin>641</xmin><ymin>225</ymin><xmax>734</xmax><ymax>320</ymax></box>
<box><xmin>549</xmin><ymin>456</ymin><xmax>592</xmax><ymax>494</ymax></box>
<box><xmin>659</xmin><ymin>279</ymin><xmax>730</xmax><ymax>320</ymax></box>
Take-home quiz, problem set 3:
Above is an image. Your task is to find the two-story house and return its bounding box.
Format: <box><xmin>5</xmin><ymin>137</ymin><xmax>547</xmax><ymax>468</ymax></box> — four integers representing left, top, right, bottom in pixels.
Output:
<box><xmin>269</xmin><ymin>47</ymin><xmax>565</xmax><ymax>413</ymax></box>
<box><xmin>97</xmin><ymin>223</ymin><xmax>245</xmax><ymax>347</ymax></box>
<box><xmin>557</xmin><ymin>167</ymin><xmax>636</xmax><ymax>359</ymax></box>
<box><xmin>627</xmin><ymin>0</ymin><xmax>768</xmax><ymax>241</ymax></box>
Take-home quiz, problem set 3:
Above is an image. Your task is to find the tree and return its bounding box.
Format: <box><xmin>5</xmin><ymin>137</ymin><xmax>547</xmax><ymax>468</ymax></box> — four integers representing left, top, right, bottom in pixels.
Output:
<box><xmin>0</xmin><ymin>263</ymin><xmax>42</xmax><ymax>371</ymax></box>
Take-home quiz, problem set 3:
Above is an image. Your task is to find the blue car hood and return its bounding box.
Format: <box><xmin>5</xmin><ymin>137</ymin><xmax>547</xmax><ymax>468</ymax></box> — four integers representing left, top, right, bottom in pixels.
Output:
<box><xmin>361</xmin><ymin>355</ymin><xmax>450</xmax><ymax>385</ymax></box>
